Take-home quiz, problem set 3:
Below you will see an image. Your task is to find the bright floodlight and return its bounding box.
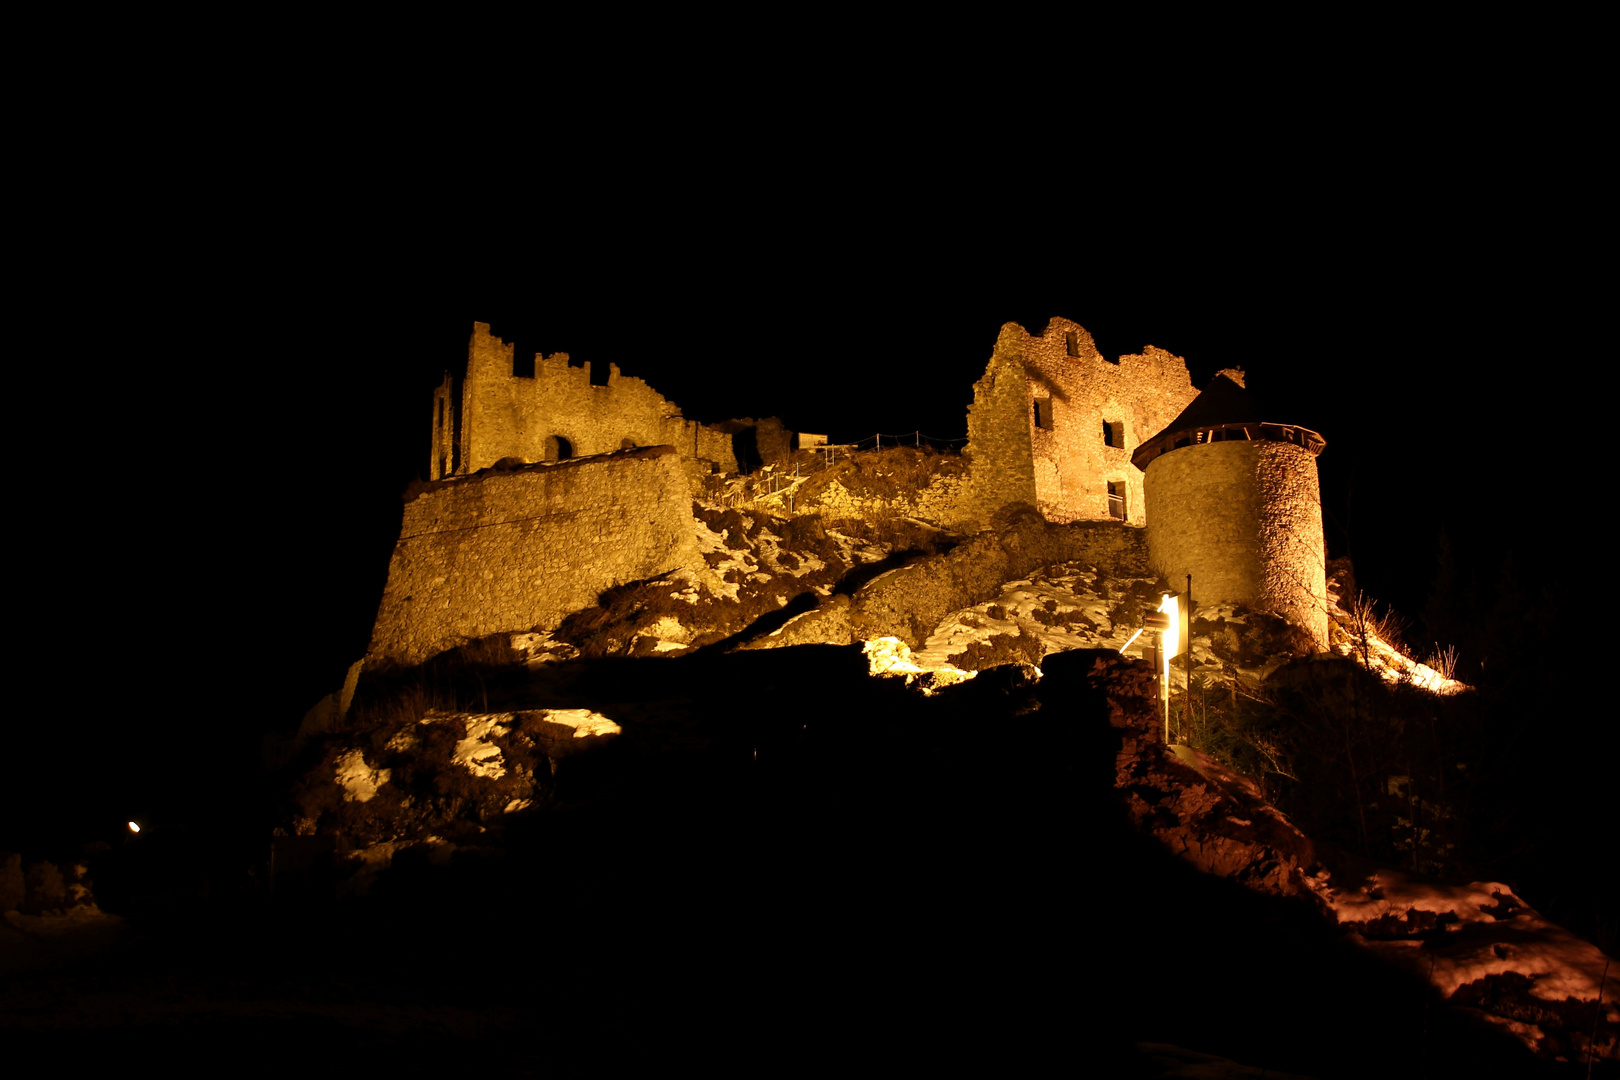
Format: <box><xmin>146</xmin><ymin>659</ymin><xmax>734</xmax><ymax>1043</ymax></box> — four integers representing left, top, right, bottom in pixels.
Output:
<box><xmin>1158</xmin><ymin>593</ymin><xmax>1181</xmax><ymax>660</ymax></box>
<box><xmin>127</xmin><ymin>821</ymin><xmax>140</xmax><ymax>833</ymax></box>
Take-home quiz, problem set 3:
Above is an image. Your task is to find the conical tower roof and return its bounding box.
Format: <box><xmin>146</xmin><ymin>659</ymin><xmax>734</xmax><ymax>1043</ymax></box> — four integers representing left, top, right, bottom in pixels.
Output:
<box><xmin>1132</xmin><ymin>371</ymin><xmax>1323</xmax><ymax>469</ymax></box>
<box><xmin>1157</xmin><ymin>372</ymin><xmax>1263</xmax><ymax>433</ymax></box>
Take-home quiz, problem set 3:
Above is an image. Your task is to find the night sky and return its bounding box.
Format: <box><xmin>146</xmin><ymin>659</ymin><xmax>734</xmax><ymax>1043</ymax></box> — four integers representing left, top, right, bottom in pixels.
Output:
<box><xmin>8</xmin><ymin>134</ymin><xmax>1605</xmax><ymax>864</ymax></box>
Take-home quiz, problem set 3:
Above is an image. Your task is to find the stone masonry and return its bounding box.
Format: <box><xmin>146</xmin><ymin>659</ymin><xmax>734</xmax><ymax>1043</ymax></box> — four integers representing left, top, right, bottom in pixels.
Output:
<box><xmin>431</xmin><ymin>324</ymin><xmax>792</xmax><ymax>481</ymax></box>
<box><xmin>389</xmin><ymin>314</ymin><xmax>1331</xmax><ymax>665</ymax></box>
<box><xmin>1143</xmin><ymin>439</ymin><xmax>1329</xmax><ymax>647</ymax></box>
<box><xmin>368</xmin><ymin>446</ymin><xmax>705</xmax><ymax>667</ymax></box>
<box><xmin>956</xmin><ymin>319</ymin><xmax>1198</xmax><ymax>529</ymax></box>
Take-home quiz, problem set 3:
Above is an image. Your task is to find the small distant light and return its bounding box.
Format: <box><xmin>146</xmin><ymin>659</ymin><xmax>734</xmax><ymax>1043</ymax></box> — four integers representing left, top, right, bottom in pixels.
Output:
<box><xmin>127</xmin><ymin>821</ymin><xmax>141</xmax><ymax>833</ymax></box>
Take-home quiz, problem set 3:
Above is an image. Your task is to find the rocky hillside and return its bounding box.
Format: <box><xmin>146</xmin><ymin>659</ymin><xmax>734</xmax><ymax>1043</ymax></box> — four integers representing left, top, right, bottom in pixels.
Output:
<box><xmin>268</xmin><ymin>504</ymin><xmax>1617</xmax><ymax>1068</ymax></box>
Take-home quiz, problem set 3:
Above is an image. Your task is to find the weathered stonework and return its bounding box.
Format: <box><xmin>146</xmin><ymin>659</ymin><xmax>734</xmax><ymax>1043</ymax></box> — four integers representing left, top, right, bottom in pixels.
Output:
<box><xmin>431</xmin><ymin>324</ymin><xmax>792</xmax><ymax>481</ymax></box>
<box><xmin>957</xmin><ymin>319</ymin><xmax>1198</xmax><ymax>529</ymax></box>
<box><xmin>391</xmin><ymin>313</ymin><xmax>1332</xmax><ymax>664</ymax></box>
<box><xmin>849</xmin><ymin>510</ymin><xmax>1152</xmax><ymax>647</ymax></box>
<box><xmin>368</xmin><ymin>446</ymin><xmax>704</xmax><ymax>667</ymax></box>
<box><xmin>1143</xmin><ymin>440</ymin><xmax>1328</xmax><ymax>648</ymax></box>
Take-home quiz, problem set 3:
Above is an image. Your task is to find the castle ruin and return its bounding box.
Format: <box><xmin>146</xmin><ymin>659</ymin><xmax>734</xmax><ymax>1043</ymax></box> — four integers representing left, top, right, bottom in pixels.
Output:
<box><xmin>955</xmin><ymin>318</ymin><xmax>1200</xmax><ymax>529</ymax></box>
<box><xmin>367</xmin><ymin>316</ymin><xmax>1330</xmax><ymax>666</ymax></box>
<box><xmin>430</xmin><ymin>324</ymin><xmax>795</xmax><ymax>481</ymax></box>
<box><xmin>956</xmin><ymin>318</ymin><xmax>1329</xmax><ymax>647</ymax></box>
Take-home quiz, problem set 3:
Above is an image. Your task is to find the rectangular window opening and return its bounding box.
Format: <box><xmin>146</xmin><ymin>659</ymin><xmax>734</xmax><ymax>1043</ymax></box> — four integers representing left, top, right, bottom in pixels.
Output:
<box><xmin>1107</xmin><ymin>481</ymin><xmax>1127</xmax><ymax>521</ymax></box>
<box><xmin>1034</xmin><ymin>397</ymin><xmax>1053</xmax><ymax>430</ymax></box>
<box><xmin>1103</xmin><ymin>420</ymin><xmax>1125</xmax><ymax>448</ymax></box>
<box><xmin>1065</xmin><ymin>331</ymin><xmax>1079</xmax><ymax>357</ymax></box>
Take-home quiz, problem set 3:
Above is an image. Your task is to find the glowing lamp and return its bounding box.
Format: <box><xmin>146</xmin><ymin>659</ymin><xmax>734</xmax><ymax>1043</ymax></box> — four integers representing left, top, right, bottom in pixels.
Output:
<box><xmin>127</xmin><ymin>821</ymin><xmax>141</xmax><ymax>834</ymax></box>
<box><xmin>1157</xmin><ymin>593</ymin><xmax>1181</xmax><ymax>660</ymax></box>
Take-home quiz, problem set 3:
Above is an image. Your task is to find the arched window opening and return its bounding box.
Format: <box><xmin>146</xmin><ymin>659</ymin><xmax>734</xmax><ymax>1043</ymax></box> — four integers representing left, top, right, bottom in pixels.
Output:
<box><xmin>620</xmin><ymin>437</ymin><xmax>638</xmax><ymax>450</ymax></box>
<box><xmin>545</xmin><ymin>435</ymin><xmax>574</xmax><ymax>461</ymax></box>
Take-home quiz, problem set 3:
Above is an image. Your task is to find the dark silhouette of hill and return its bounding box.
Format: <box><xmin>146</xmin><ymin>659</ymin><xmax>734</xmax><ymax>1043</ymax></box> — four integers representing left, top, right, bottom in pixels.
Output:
<box><xmin>6</xmin><ymin>646</ymin><xmax>1574</xmax><ymax>1077</ymax></box>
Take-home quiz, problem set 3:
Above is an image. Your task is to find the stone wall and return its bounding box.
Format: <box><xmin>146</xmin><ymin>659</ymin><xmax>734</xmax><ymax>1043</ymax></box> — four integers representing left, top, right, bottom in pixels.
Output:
<box><xmin>953</xmin><ymin>338</ymin><xmax>1038</xmax><ymax>529</ymax></box>
<box><xmin>954</xmin><ymin>319</ymin><xmax>1197</xmax><ymax>530</ymax></box>
<box><xmin>1019</xmin><ymin>318</ymin><xmax>1198</xmax><ymax>525</ymax></box>
<box><xmin>368</xmin><ymin>446</ymin><xmax>705</xmax><ymax>667</ymax></box>
<box><xmin>432</xmin><ymin>324</ymin><xmax>792</xmax><ymax>481</ymax></box>
<box><xmin>459</xmin><ymin>323</ymin><xmax>736</xmax><ymax>474</ymax></box>
<box><xmin>1142</xmin><ymin>440</ymin><xmax>1328</xmax><ymax>647</ymax></box>
<box><xmin>850</xmin><ymin>510</ymin><xmax>1153</xmax><ymax>648</ymax></box>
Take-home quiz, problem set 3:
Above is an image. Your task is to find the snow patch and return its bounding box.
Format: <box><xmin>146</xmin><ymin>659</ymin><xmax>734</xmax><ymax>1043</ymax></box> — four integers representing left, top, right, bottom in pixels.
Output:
<box><xmin>535</xmin><ymin>708</ymin><xmax>622</xmax><ymax>738</ymax></box>
<box><xmin>511</xmin><ymin>630</ymin><xmax>580</xmax><ymax>666</ymax></box>
<box><xmin>334</xmin><ymin>749</ymin><xmax>390</xmax><ymax>802</ymax></box>
<box><xmin>452</xmin><ymin>714</ymin><xmax>511</xmax><ymax>779</ymax></box>
<box><xmin>861</xmin><ymin>636</ymin><xmax>977</xmax><ymax>694</ymax></box>
<box><xmin>1317</xmin><ymin>867</ymin><xmax>1620</xmax><ymax>1024</ymax></box>
<box><xmin>864</xmin><ymin>636</ymin><xmax>926</xmax><ymax>677</ymax></box>
<box><xmin>914</xmin><ymin>561</ymin><xmax>1156</xmax><ymax>670</ymax></box>
<box><xmin>693</xmin><ymin>516</ymin><xmax>747</xmax><ymax>601</ymax></box>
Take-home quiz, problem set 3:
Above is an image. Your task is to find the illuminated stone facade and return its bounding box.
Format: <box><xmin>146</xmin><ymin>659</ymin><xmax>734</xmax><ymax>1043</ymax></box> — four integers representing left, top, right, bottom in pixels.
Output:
<box><xmin>956</xmin><ymin>318</ymin><xmax>1199</xmax><ymax>529</ymax></box>
<box><xmin>431</xmin><ymin>323</ymin><xmax>793</xmax><ymax>480</ymax></box>
<box><xmin>955</xmin><ymin>323</ymin><xmax>1328</xmax><ymax>646</ymax></box>
<box><xmin>379</xmin><ymin>316</ymin><xmax>1329</xmax><ymax>665</ymax></box>
<box><xmin>1136</xmin><ymin>373</ymin><xmax>1329</xmax><ymax>647</ymax></box>
<box><xmin>367</xmin><ymin>446</ymin><xmax>704</xmax><ymax>667</ymax></box>
<box><xmin>1142</xmin><ymin>440</ymin><xmax>1328</xmax><ymax>647</ymax></box>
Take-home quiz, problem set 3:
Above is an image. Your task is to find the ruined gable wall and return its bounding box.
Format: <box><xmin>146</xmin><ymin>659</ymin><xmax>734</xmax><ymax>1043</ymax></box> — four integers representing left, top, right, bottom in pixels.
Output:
<box><xmin>1142</xmin><ymin>440</ymin><xmax>1328</xmax><ymax>647</ymax></box>
<box><xmin>460</xmin><ymin>323</ymin><xmax>738</xmax><ymax>474</ymax></box>
<box><xmin>367</xmin><ymin>446</ymin><xmax>704</xmax><ymax>667</ymax></box>
<box><xmin>953</xmin><ymin>326</ymin><xmax>1038</xmax><ymax>528</ymax></box>
<box><xmin>1019</xmin><ymin>318</ymin><xmax>1197</xmax><ymax>525</ymax></box>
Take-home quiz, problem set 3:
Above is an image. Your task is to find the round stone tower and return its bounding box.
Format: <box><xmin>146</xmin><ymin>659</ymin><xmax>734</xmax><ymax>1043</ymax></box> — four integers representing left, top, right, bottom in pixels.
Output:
<box><xmin>1132</xmin><ymin>370</ymin><xmax>1329</xmax><ymax>648</ymax></box>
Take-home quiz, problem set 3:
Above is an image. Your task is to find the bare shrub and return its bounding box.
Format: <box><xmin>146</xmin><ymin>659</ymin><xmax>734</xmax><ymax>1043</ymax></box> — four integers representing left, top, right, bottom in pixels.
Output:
<box><xmin>1427</xmin><ymin>643</ymin><xmax>1459</xmax><ymax>681</ymax></box>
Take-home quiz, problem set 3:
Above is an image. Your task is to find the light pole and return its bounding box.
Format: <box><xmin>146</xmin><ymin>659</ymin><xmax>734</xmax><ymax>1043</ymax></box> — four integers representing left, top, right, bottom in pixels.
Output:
<box><xmin>1144</xmin><ymin>590</ymin><xmax>1182</xmax><ymax>743</ymax></box>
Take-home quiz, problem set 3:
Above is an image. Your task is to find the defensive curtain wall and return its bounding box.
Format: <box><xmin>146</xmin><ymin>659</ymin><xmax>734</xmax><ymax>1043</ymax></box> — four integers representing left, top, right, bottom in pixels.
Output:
<box><xmin>368</xmin><ymin>445</ymin><xmax>706</xmax><ymax>668</ymax></box>
<box><xmin>753</xmin><ymin>508</ymin><xmax>1155</xmax><ymax>652</ymax></box>
<box><xmin>953</xmin><ymin>319</ymin><xmax>1198</xmax><ymax>530</ymax></box>
<box><xmin>431</xmin><ymin>323</ymin><xmax>793</xmax><ymax>481</ymax></box>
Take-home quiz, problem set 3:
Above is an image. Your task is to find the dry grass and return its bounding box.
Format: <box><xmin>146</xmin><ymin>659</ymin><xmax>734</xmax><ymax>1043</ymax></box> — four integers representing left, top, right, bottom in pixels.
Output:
<box><xmin>793</xmin><ymin>445</ymin><xmax>966</xmax><ymax>506</ymax></box>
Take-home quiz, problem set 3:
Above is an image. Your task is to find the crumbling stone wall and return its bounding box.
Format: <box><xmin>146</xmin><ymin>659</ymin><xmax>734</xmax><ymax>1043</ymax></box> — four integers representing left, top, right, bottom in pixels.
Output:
<box><xmin>368</xmin><ymin>446</ymin><xmax>705</xmax><ymax>667</ymax></box>
<box><xmin>956</xmin><ymin>319</ymin><xmax>1197</xmax><ymax>529</ymax></box>
<box><xmin>850</xmin><ymin>510</ymin><xmax>1152</xmax><ymax>646</ymax></box>
<box><xmin>432</xmin><ymin>324</ymin><xmax>789</xmax><ymax>480</ymax></box>
<box><xmin>1142</xmin><ymin>440</ymin><xmax>1328</xmax><ymax>647</ymax></box>
<box><xmin>954</xmin><ymin>341</ymin><xmax>1037</xmax><ymax>528</ymax></box>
